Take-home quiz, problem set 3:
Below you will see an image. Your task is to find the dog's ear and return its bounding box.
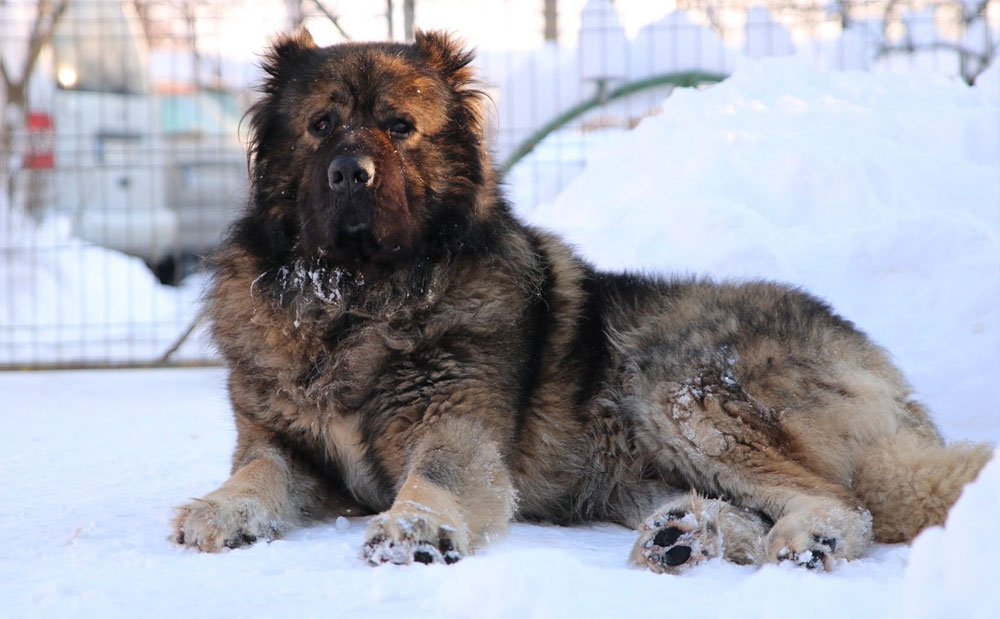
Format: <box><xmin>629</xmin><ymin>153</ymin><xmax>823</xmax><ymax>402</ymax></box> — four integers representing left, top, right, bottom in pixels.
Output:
<box><xmin>260</xmin><ymin>28</ymin><xmax>317</xmax><ymax>90</ymax></box>
<box><xmin>414</xmin><ymin>30</ymin><xmax>476</xmax><ymax>89</ymax></box>
<box><xmin>275</xmin><ymin>26</ymin><xmax>317</xmax><ymax>60</ymax></box>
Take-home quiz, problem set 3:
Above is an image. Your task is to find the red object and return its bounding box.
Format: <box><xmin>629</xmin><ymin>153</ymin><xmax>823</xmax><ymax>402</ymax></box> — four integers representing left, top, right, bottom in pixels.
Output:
<box><xmin>24</xmin><ymin>111</ymin><xmax>54</xmax><ymax>169</ymax></box>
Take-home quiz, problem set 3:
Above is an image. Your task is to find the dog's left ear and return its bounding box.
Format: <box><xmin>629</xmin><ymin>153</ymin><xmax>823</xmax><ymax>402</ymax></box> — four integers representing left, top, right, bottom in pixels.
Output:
<box><xmin>414</xmin><ymin>30</ymin><xmax>476</xmax><ymax>88</ymax></box>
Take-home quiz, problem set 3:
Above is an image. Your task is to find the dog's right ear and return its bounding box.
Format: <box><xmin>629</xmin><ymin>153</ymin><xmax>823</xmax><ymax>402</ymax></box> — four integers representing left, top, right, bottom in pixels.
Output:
<box><xmin>260</xmin><ymin>28</ymin><xmax>317</xmax><ymax>89</ymax></box>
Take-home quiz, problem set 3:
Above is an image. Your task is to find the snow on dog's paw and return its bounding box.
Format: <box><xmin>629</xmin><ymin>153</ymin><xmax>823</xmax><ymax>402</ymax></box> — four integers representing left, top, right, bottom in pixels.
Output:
<box><xmin>171</xmin><ymin>494</ymin><xmax>281</xmax><ymax>553</ymax></box>
<box><xmin>773</xmin><ymin>535</ymin><xmax>838</xmax><ymax>570</ymax></box>
<box><xmin>630</xmin><ymin>506</ymin><xmax>722</xmax><ymax>574</ymax></box>
<box><xmin>362</xmin><ymin>508</ymin><xmax>468</xmax><ymax>566</ymax></box>
<box><xmin>765</xmin><ymin>503</ymin><xmax>871</xmax><ymax>571</ymax></box>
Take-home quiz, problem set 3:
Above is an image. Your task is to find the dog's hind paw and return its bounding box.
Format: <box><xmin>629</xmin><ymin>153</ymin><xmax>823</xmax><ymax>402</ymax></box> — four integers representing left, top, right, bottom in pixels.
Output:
<box><xmin>775</xmin><ymin>535</ymin><xmax>838</xmax><ymax>570</ymax></box>
<box><xmin>630</xmin><ymin>503</ymin><xmax>722</xmax><ymax>574</ymax></box>
<box><xmin>765</xmin><ymin>501</ymin><xmax>872</xmax><ymax>571</ymax></box>
<box><xmin>362</xmin><ymin>508</ymin><xmax>468</xmax><ymax>566</ymax></box>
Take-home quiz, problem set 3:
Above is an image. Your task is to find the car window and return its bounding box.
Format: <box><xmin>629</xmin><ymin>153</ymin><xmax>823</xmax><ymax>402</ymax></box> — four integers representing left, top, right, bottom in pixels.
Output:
<box><xmin>160</xmin><ymin>92</ymin><xmax>241</xmax><ymax>136</ymax></box>
<box><xmin>52</xmin><ymin>1</ymin><xmax>147</xmax><ymax>95</ymax></box>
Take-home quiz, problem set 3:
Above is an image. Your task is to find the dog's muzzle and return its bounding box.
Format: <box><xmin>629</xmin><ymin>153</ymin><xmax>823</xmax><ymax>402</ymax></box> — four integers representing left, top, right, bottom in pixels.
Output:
<box><xmin>326</xmin><ymin>154</ymin><xmax>379</xmax><ymax>258</ymax></box>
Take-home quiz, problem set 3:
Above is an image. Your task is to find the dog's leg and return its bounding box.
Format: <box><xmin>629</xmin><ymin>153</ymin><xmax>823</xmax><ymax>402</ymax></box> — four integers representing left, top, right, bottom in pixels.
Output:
<box><xmin>636</xmin><ymin>386</ymin><xmax>873</xmax><ymax>570</ymax></box>
<box><xmin>362</xmin><ymin>417</ymin><xmax>517</xmax><ymax>565</ymax></box>
<box><xmin>172</xmin><ymin>451</ymin><xmax>298</xmax><ymax>552</ymax></box>
<box><xmin>696</xmin><ymin>442</ymin><xmax>873</xmax><ymax>570</ymax></box>
<box><xmin>172</xmin><ymin>414</ymin><xmax>360</xmax><ymax>552</ymax></box>
<box><xmin>630</xmin><ymin>492</ymin><xmax>770</xmax><ymax>573</ymax></box>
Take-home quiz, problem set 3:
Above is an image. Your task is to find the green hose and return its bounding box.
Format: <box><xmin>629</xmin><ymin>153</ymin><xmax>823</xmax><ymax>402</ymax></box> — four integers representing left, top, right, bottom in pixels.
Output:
<box><xmin>498</xmin><ymin>71</ymin><xmax>727</xmax><ymax>176</ymax></box>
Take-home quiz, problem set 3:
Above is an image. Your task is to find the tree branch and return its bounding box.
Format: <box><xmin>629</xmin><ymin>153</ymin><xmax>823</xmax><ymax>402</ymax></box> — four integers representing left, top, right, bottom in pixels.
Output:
<box><xmin>875</xmin><ymin>40</ymin><xmax>995</xmax><ymax>65</ymax></box>
<box><xmin>0</xmin><ymin>55</ymin><xmax>12</xmax><ymax>93</ymax></box>
<box><xmin>967</xmin><ymin>0</ymin><xmax>990</xmax><ymax>24</ymax></box>
<box><xmin>20</xmin><ymin>0</ymin><xmax>70</xmax><ymax>91</ymax></box>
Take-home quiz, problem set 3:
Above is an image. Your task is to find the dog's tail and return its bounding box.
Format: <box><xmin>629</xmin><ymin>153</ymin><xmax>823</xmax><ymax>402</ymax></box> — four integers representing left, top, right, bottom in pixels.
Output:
<box><xmin>852</xmin><ymin>419</ymin><xmax>994</xmax><ymax>543</ymax></box>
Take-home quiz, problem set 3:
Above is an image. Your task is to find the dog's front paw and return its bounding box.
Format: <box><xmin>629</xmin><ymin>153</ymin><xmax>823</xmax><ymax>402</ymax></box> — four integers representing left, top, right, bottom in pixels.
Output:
<box><xmin>171</xmin><ymin>493</ymin><xmax>282</xmax><ymax>553</ymax></box>
<box><xmin>362</xmin><ymin>505</ymin><xmax>469</xmax><ymax>566</ymax></box>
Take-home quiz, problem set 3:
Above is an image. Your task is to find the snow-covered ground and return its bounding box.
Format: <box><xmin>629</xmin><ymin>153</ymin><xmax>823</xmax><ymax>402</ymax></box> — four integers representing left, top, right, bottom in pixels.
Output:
<box><xmin>1</xmin><ymin>44</ymin><xmax>998</xmax><ymax>619</ymax></box>
<box><xmin>0</xmin><ymin>367</ymin><xmax>996</xmax><ymax>618</ymax></box>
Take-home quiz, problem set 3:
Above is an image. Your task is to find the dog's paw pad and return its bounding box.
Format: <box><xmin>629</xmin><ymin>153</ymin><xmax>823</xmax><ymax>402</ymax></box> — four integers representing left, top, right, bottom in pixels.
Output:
<box><xmin>362</xmin><ymin>511</ymin><xmax>467</xmax><ymax>566</ymax></box>
<box><xmin>775</xmin><ymin>536</ymin><xmax>838</xmax><ymax>570</ymax></box>
<box><xmin>777</xmin><ymin>548</ymin><xmax>825</xmax><ymax>570</ymax></box>
<box><xmin>633</xmin><ymin>509</ymin><xmax>720</xmax><ymax>574</ymax></box>
<box><xmin>653</xmin><ymin>526</ymin><xmax>683</xmax><ymax>547</ymax></box>
<box><xmin>660</xmin><ymin>544</ymin><xmax>693</xmax><ymax>566</ymax></box>
<box><xmin>223</xmin><ymin>532</ymin><xmax>258</xmax><ymax>550</ymax></box>
<box><xmin>170</xmin><ymin>497</ymin><xmax>277</xmax><ymax>553</ymax></box>
<box><xmin>413</xmin><ymin>549</ymin><xmax>435</xmax><ymax>564</ymax></box>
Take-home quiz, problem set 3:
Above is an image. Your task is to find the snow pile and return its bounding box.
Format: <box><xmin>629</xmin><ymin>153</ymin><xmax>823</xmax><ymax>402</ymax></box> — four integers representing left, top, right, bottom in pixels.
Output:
<box><xmin>901</xmin><ymin>452</ymin><xmax>999</xmax><ymax>619</ymax></box>
<box><xmin>526</xmin><ymin>57</ymin><xmax>1000</xmax><ymax>443</ymax></box>
<box><xmin>0</xmin><ymin>210</ymin><xmax>209</xmax><ymax>365</ymax></box>
<box><xmin>498</xmin><ymin>4</ymin><xmax>997</xmax><ymax>205</ymax></box>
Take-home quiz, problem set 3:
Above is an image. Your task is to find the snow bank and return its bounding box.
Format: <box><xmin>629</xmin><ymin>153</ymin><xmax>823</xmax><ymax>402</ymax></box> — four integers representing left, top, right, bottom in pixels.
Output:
<box><xmin>0</xmin><ymin>211</ymin><xmax>209</xmax><ymax>365</ymax></box>
<box><xmin>526</xmin><ymin>57</ymin><xmax>1000</xmax><ymax>443</ymax></box>
<box><xmin>900</xmin><ymin>450</ymin><xmax>1000</xmax><ymax>619</ymax></box>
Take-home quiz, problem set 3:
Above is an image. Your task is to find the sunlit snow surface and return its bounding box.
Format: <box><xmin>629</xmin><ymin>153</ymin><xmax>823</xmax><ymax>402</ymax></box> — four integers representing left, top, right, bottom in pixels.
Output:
<box><xmin>0</xmin><ymin>369</ymin><xmax>995</xmax><ymax>617</ymax></box>
<box><xmin>2</xmin><ymin>58</ymin><xmax>998</xmax><ymax>617</ymax></box>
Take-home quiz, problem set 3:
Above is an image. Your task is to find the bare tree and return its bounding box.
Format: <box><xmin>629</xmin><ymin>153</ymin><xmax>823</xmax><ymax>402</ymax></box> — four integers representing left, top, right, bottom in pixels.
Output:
<box><xmin>544</xmin><ymin>0</ymin><xmax>558</xmax><ymax>42</ymax></box>
<box><xmin>387</xmin><ymin>0</ymin><xmax>394</xmax><ymax>39</ymax></box>
<box><xmin>404</xmin><ymin>0</ymin><xmax>414</xmax><ymax>42</ymax></box>
<box><xmin>287</xmin><ymin>0</ymin><xmax>304</xmax><ymax>30</ymax></box>
<box><xmin>877</xmin><ymin>0</ymin><xmax>996</xmax><ymax>85</ymax></box>
<box><xmin>0</xmin><ymin>0</ymin><xmax>70</xmax><ymax>213</ymax></box>
<box><xmin>133</xmin><ymin>0</ymin><xmax>190</xmax><ymax>49</ymax></box>
<box><xmin>836</xmin><ymin>0</ymin><xmax>852</xmax><ymax>29</ymax></box>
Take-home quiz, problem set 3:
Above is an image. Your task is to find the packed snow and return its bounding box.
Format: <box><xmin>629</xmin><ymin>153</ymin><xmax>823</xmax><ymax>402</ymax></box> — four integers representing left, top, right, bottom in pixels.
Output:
<box><xmin>0</xmin><ymin>367</ymin><xmax>995</xmax><ymax>618</ymax></box>
<box><xmin>1</xmin><ymin>49</ymin><xmax>998</xmax><ymax>619</ymax></box>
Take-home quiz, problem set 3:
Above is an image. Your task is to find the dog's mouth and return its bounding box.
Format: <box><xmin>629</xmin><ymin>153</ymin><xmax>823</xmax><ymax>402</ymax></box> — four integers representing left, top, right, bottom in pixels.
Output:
<box><xmin>329</xmin><ymin>220</ymin><xmax>382</xmax><ymax>262</ymax></box>
<box><xmin>299</xmin><ymin>208</ymin><xmax>409</xmax><ymax>269</ymax></box>
<box><xmin>296</xmin><ymin>142</ymin><xmax>418</xmax><ymax>267</ymax></box>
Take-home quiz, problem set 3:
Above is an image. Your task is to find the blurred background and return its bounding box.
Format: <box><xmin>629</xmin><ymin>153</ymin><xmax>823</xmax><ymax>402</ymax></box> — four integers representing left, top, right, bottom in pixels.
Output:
<box><xmin>1</xmin><ymin>0</ymin><xmax>997</xmax><ymax>369</ymax></box>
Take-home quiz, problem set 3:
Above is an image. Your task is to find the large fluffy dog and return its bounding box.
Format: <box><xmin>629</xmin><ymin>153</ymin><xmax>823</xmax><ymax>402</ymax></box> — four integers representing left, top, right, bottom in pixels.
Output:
<box><xmin>172</xmin><ymin>30</ymin><xmax>993</xmax><ymax>572</ymax></box>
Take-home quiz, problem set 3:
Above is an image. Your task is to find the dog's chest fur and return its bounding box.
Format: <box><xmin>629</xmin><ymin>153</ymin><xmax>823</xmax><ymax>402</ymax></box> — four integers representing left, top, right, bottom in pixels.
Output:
<box><xmin>212</xmin><ymin>248</ymin><xmax>538</xmax><ymax>509</ymax></box>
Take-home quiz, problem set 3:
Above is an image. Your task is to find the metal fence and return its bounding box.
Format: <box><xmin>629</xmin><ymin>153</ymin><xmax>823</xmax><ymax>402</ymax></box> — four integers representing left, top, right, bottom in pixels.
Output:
<box><xmin>1</xmin><ymin>0</ymin><xmax>995</xmax><ymax>369</ymax></box>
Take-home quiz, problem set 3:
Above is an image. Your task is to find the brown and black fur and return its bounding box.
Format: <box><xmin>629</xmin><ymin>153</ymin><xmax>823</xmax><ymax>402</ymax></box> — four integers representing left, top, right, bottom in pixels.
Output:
<box><xmin>172</xmin><ymin>29</ymin><xmax>994</xmax><ymax>571</ymax></box>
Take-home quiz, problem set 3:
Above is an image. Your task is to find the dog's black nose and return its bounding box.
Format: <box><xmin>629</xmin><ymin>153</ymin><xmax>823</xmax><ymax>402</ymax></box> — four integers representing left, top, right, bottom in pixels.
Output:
<box><xmin>328</xmin><ymin>154</ymin><xmax>375</xmax><ymax>190</ymax></box>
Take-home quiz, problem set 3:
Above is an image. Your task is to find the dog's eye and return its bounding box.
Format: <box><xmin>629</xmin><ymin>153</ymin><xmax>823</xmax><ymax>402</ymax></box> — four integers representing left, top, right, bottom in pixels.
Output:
<box><xmin>387</xmin><ymin>119</ymin><xmax>414</xmax><ymax>138</ymax></box>
<box><xmin>310</xmin><ymin>115</ymin><xmax>333</xmax><ymax>137</ymax></box>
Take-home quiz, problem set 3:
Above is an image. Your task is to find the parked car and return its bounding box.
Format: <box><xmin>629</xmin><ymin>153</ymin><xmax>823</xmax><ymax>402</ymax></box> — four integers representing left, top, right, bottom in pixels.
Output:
<box><xmin>158</xmin><ymin>89</ymin><xmax>247</xmax><ymax>282</ymax></box>
<box><xmin>30</xmin><ymin>0</ymin><xmax>247</xmax><ymax>284</ymax></box>
<box><xmin>41</xmin><ymin>0</ymin><xmax>179</xmax><ymax>274</ymax></box>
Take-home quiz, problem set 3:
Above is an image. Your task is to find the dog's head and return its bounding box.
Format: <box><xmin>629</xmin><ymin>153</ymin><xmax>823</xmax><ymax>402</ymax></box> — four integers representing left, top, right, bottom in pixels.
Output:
<box><xmin>237</xmin><ymin>29</ymin><xmax>494</xmax><ymax>270</ymax></box>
